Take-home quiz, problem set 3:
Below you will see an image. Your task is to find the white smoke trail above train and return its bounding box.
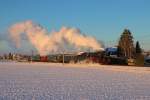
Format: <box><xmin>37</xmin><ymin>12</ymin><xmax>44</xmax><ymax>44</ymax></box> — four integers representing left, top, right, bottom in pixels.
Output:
<box><xmin>9</xmin><ymin>20</ymin><xmax>104</xmax><ymax>55</ymax></box>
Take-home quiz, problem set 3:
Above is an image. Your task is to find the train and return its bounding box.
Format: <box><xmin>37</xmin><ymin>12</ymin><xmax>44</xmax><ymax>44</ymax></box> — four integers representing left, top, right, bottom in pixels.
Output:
<box><xmin>30</xmin><ymin>51</ymin><xmax>104</xmax><ymax>64</ymax></box>
<box><xmin>30</xmin><ymin>47</ymin><xmax>129</xmax><ymax>65</ymax></box>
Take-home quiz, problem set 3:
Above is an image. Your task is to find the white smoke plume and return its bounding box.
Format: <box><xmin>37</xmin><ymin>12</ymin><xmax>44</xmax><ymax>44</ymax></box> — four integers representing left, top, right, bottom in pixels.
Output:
<box><xmin>9</xmin><ymin>20</ymin><xmax>104</xmax><ymax>55</ymax></box>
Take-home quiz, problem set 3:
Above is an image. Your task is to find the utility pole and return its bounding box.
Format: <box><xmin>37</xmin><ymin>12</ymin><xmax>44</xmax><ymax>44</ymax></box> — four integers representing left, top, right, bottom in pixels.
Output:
<box><xmin>62</xmin><ymin>51</ymin><xmax>65</xmax><ymax>65</ymax></box>
<box><xmin>31</xmin><ymin>50</ymin><xmax>33</xmax><ymax>62</ymax></box>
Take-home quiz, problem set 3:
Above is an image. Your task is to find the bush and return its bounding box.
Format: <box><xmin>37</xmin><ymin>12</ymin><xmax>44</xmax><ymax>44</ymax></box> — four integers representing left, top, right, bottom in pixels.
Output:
<box><xmin>135</xmin><ymin>54</ymin><xmax>144</xmax><ymax>66</ymax></box>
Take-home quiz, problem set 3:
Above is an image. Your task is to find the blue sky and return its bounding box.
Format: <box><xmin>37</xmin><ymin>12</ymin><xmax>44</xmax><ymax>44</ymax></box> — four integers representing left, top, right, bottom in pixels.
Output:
<box><xmin>0</xmin><ymin>0</ymin><xmax>150</xmax><ymax>50</ymax></box>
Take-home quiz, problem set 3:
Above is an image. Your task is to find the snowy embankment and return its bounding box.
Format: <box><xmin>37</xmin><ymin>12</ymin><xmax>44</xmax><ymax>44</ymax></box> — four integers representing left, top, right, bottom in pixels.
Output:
<box><xmin>0</xmin><ymin>62</ymin><xmax>150</xmax><ymax>100</ymax></box>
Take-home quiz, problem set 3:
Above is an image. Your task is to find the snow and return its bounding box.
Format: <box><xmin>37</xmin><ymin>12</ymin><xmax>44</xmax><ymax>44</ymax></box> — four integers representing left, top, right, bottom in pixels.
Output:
<box><xmin>0</xmin><ymin>62</ymin><xmax>150</xmax><ymax>100</ymax></box>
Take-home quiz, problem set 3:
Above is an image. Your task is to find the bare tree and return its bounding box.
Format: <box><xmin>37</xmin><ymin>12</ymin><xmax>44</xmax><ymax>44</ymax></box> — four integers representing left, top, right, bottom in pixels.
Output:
<box><xmin>118</xmin><ymin>29</ymin><xmax>135</xmax><ymax>58</ymax></box>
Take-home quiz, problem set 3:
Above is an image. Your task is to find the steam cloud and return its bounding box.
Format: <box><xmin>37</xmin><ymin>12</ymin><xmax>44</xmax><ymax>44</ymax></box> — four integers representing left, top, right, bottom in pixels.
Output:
<box><xmin>9</xmin><ymin>20</ymin><xmax>103</xmax><ymax>55</ymax></box>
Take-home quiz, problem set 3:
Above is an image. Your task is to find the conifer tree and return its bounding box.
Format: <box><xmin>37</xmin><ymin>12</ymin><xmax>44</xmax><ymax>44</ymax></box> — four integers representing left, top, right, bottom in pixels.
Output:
<box><xmin>135</xmin><ymin>41</ymin><xmax>142</xmax><ymax>54</ymax></box>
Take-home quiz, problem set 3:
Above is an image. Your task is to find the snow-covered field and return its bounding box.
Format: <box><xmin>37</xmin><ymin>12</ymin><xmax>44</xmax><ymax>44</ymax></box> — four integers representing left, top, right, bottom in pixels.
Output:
<box><xmin>0</xmin><ymin>62</ymin><xmax>150</xmax><ymax>100</ymax></box>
